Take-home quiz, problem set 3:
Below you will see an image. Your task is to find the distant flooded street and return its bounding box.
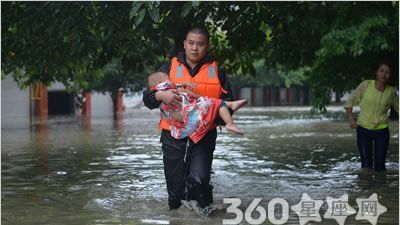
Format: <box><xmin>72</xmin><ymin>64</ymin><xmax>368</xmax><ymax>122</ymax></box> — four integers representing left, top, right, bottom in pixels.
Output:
<box><xmin>2</xmin><ymin>106</ymin><xmax>398</xmax><ymax>225</ymax></box>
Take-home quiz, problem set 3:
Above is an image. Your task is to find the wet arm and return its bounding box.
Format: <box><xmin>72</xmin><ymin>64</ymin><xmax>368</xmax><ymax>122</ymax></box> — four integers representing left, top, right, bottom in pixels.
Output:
<box><xmin>142</xmin><ymin>89</ymin><xmax>162</xmax><ymax>109</ymax></box>
<box><xmin>345</xmin><ymin>107</ymin><xmax>357</xmax><ymax>129</ymax></box>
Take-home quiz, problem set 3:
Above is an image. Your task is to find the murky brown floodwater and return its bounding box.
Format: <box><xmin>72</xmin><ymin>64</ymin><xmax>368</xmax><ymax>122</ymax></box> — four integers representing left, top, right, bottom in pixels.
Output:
<box><xmin>2</xmin><ymin>106</ymin><xmax>398</xmax><ymax>225</ymax></box>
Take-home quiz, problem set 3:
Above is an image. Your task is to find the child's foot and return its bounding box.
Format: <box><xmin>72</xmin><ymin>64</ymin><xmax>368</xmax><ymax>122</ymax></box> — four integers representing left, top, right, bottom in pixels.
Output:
<box><xmin>226</xmin><ymin>123</ymin><xmax>243</xmax><ymax>135</ymax></box>
<box><xmin>229</xmin><ymin>99</ymin><xmax>248</xmax><ymax>112</ymax></box>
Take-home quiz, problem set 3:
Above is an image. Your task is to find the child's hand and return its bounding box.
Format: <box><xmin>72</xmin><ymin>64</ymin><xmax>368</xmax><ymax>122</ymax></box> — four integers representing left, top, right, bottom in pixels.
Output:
<box><xmin>183</xmin><ymin>82</ymin><xmax>197</xmax><ymax>90</ymax></box>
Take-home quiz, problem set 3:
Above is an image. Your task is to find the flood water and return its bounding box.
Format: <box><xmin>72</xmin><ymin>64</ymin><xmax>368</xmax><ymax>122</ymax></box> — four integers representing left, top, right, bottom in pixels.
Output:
<box><xmin>2</xmin><ymin>106</ymin><xmax>399</xmax><ymax>225</ymax></box>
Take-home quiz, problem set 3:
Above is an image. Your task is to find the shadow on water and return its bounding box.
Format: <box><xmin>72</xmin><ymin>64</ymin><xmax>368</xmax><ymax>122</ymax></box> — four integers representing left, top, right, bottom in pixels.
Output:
<box><xmin>2</xmin><ymin>106</ymin><xmax>398</xmax><ymax>225</ymax></box>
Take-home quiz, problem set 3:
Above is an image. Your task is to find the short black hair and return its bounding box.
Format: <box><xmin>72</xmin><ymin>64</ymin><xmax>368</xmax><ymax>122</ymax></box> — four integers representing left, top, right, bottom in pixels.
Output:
<box><xmin>377</xmin><ymin>61</ymin><xmax>391</xmax><ymax>70</ymax></box>
<box><xmin>185</xmin><ymin>26</ymin><xmax>210</xmax><ymax>43</ymax></box>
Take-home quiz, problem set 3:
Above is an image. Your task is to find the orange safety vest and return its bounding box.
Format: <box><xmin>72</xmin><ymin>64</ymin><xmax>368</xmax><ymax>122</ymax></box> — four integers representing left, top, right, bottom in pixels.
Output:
<box><xmin>159</xmin><ymin>57</ymin><xmax>224</xmax><ymax>131</ymax></box>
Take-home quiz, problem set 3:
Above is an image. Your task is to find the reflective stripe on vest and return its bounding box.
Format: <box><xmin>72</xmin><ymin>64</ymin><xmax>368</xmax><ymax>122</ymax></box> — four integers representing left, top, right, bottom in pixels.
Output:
<box><xmin>159</xmin><ymin>57</ymin><xmax>222</xmax><ymax>131</ymax></box>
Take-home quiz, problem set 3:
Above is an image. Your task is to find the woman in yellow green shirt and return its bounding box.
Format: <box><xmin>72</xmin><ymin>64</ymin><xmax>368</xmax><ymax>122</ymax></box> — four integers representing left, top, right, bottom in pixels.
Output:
<box><xmin>344</xmin><ymin>62</ymin><xmax>399</xmax><ymax>171</ymax></box>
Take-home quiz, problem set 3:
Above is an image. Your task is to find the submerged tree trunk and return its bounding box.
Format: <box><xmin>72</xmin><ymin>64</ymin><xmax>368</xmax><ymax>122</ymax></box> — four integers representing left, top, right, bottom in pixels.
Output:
<box><xmin>335</xmin><ymin>91</ymin><xmax>342</xmax><ymax>103</ymax></box>
<box><xmin>110</xmin><ymin>90</ymin><xmax>124</xmax><ymax>120</ymax></box>
<box><xmin>111</xmin><ymin>91</ymin><xmax>118</xmax><ymax>119</ymax></box>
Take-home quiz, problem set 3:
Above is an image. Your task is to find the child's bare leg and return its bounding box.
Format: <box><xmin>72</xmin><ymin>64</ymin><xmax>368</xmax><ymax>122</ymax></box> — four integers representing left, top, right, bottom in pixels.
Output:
<box><xmin>219</xmin><ymin>106</ymin><xmax>243</xmax><ymax>135</ymax></box>
<box><xmin>225</xmin><ymin>99</ymin><xmax>248</xmax><ymax>112</ymax></box>
<box><xmin>169</xmin><ymin>111</ymin><xmax>183</xmax><ymax>122</ymax></box>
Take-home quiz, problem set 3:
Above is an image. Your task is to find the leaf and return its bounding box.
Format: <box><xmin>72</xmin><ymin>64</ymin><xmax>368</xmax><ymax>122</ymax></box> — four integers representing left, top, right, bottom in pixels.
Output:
<box><xmin>129</xmin><ymin>2</ymin><xmax>143</xmax><ymax>19</ymax></box>
<box><xmin>80</xmin><ymin>80</ymin><xmax>89</xmax><ymax>89</ymax></box>
<box><xmin>380</xmin><ymin>43</ymin><xmax>389</xmax><ymax>50</ymax></box>
<box><xmin>181</xmin><ymin>2</ymin><xmax>192</xmax><ymax>18</ymax></box>
<box><xmin>148</xmin><ymin>6</ymin><xmax>159</xmax><ymax>22</ymax></box>
<box><xmin>135</xmin><ymin>8</ymin><xmax>146</xmax><ymax>26</ymax></box>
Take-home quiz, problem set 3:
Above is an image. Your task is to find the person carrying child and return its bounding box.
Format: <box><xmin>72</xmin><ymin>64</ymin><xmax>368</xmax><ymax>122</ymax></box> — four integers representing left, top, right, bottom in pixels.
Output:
<box><xmin>142</xmin><ymin>26</ymin><xmax>240</xmax><ymax>216</ymax></box>
<box><xmin>148</xmin><ymin>72</ymin><xmax>247</xmax><ymax>143</ymax></box>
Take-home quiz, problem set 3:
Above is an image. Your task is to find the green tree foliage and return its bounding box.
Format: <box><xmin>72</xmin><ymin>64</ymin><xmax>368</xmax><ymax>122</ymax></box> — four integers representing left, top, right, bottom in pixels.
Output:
<box><xmin>308</xmin><ymin>2</ymin><xmax>399</xmax><ymax>112</ymax></box>
<box><xmin>229</xmin><ymin>60</ymin><xmax>309</xmax><ymax>89</ymax></box>
<box><xmin>2</xmin><ymin>2</ymin><xmax>173</xmax><ymax>114</ymax></box>
<box><xmin>2</xmin><ymin>2</ymin><xmax>398</xmax><ymax>113</ymax></box>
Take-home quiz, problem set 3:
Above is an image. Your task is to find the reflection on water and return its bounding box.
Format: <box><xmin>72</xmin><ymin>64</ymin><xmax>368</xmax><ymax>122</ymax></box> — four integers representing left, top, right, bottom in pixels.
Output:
<box><xmin>2</xmin><ymin>106</ymin><xmax>398</xmax><ymax>225</ymax></box>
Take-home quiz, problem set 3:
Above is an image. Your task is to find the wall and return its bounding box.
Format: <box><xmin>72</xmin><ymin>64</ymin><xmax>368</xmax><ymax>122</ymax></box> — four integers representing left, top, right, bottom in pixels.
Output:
<box><xmin>1</xmin><ymin>75</ymin><xmax>30</xmax><ymax>128</ymax></box>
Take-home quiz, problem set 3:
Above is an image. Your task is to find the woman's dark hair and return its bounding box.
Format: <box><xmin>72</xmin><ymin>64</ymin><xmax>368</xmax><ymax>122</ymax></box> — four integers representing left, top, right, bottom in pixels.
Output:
<box><xmin>185</xmin><ymin>26</ymin><xmax>210</xmax><ymax>43</ymax></box>
<box><xmin>377</xmin><ymin>61</ymin><xmax>391</xmax><ymax>70</ymax></box>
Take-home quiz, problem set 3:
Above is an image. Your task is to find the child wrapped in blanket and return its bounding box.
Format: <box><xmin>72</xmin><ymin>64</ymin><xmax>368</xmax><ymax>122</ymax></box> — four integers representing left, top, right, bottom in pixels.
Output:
<box><xmin>148</xmin><ymin>72</ymin><xmax>247</xmax><ymax>143</ymax></box>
